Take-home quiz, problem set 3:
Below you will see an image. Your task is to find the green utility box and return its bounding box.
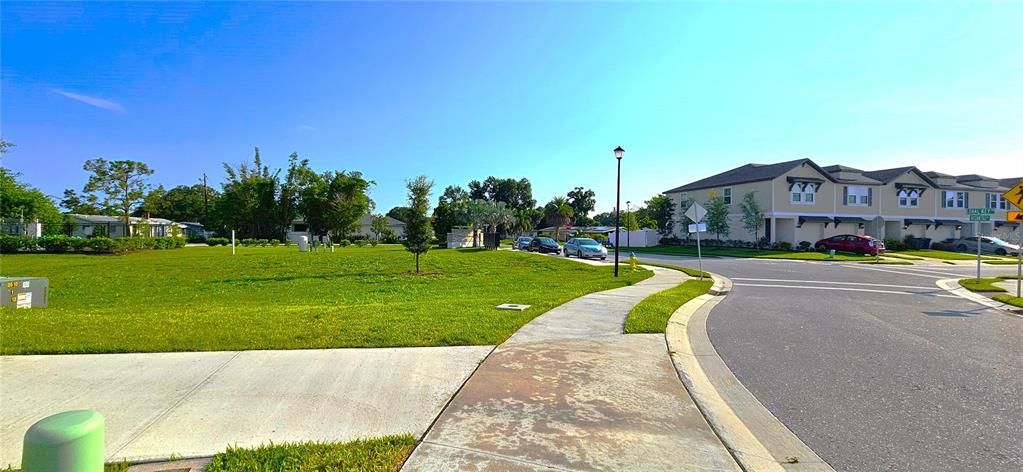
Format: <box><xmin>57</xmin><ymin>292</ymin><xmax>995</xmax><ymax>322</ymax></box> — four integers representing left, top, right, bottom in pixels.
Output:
<box><xmin>1</xmin><ymin>277</ymin><xmax>48</xmax><ymax>308</ymax></box>
<box><xmin>22</xmin><ymin>410</ymin><xmax>105</xmax><ymax>472</ymax></box>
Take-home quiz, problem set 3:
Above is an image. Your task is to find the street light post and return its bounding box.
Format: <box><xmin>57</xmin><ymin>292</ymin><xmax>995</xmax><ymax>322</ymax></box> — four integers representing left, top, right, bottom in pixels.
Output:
<box><xmin>614</xmin><ymin>146</ymin><xmax>624</xmax><ymax>277</ymax></box>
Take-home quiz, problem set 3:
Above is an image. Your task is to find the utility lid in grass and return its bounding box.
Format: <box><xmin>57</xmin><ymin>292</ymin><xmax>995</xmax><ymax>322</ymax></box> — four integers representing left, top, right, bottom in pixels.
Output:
<box><xmin>496</xmin><ymin>303</ymin><xmax>530</xmax><ymax>311</ymax></box>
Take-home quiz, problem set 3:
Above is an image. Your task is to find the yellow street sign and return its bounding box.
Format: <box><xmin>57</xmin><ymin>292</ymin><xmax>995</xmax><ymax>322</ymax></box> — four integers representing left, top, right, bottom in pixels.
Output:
<box><xmin>1008</xmin><ymin>211</ymin><xmax>1023</xmax><ymax>222</ymax></box>
<box><xmin>1004</xmin><ymin>181</ymin><xmax>1023</xmax><ymax>210</ymax></box>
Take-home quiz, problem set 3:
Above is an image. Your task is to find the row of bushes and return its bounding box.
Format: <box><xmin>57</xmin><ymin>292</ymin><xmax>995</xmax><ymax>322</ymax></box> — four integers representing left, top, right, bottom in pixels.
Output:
<box><xmin>1</xmin><ymin>234</ymin><xmax>186</xmax><ymax>254</ymax></box>
<box><xmin>205</xmin><ymin>237</ymin><xmax>383</xmax><ymax>248</ymax></box>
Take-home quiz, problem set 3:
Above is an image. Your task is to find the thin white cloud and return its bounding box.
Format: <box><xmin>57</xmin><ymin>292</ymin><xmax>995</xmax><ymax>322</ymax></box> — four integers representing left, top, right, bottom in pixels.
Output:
<box><xmin>52</xmin><ymin>89</ymin><xmax>125</xmax><ymax>112</ymax></box>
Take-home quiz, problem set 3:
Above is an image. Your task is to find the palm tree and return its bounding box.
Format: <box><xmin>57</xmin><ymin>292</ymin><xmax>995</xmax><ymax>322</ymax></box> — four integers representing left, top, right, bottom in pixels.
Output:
<box><xmin>512</xmin><ymin>209</ymin><xmax>535</xmax><ymax>235</ymax></box>
<box><xmin>462</xmin><ymin>199</ymin><xmax>488</xmax><ymax>247</ymax></box>
<box><xmin>543</xmin><ymin>196</ymin><xmax>574</xmax><ymax>240</ymax></box>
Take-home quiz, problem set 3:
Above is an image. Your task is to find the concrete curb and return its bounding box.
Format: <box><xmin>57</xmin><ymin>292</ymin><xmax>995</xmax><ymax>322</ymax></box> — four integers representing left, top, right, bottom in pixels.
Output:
<box><xmin>665</xmin><ymin>273</ymin><xmax>835</xmax><ymax>472</ymax></box>
<box><xmin>936</xmin><ymin>278</ymin><xmax>1023</xmax><ymax>317</ymax></box>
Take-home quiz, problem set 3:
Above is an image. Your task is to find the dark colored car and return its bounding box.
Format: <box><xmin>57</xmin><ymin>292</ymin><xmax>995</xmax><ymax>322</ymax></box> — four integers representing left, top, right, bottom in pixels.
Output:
<box><xmin>527</xmin><ymin>237</ymin><xmax>561</xmax><ymax>254</ymax></box>
<box><xmin>814</xmin><ymin>234</ymin><xmax>885</xmax><ymax>256</ymax></box>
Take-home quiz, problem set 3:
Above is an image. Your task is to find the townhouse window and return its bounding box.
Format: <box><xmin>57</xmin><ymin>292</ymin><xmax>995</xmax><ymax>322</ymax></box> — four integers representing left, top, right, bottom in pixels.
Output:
<box><xmin>942</xmin><ymin>190</ymin><xmax>967</xmax><ymax>208</ymax></box>
<box><xmin>791</xmin><ymin>185</ymin><xmax>815</xmax><ymax>204</ymax></box>
<box><xmin>723</xmin><ymin>187</ymin><xmax>732</xmax><ymax>205</ymax></box>
<box><xmin>679</xmin><ymin>193</ymin><xmax>687</xmax><ymax>209</ymax></box>
<box><xmin>845</xmin><ymin>186</ymin><xmax>871</xmax><ymax>206</ymax></box>
<box><xmin>898</xmin><ymin>189</ymin><xmax>919</xmax><ymax>208</ymax></box>
<box><xmin>987</xmin><ymin>193</ymin><xmax>1007</xmax><ymax>210</ymax></box>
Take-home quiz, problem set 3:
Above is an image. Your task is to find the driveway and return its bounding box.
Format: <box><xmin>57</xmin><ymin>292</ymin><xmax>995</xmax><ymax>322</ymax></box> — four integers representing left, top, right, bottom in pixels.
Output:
<box><xmin>636</xmin><ymin>254</ymin><xmax>1022</xmax><ymax>472</ymax></box>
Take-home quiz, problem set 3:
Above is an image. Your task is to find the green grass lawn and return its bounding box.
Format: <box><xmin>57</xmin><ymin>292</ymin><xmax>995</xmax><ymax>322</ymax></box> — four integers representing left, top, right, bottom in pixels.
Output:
<box><xmin>206</xmin><ymin>435</ymin><xmax>416</xmax><ymax>472</ymax></box>
<box><xmin>860</xmin><ymin>260</ymin><xmax>913</xmax><ymax>265</ymax></box>
<box><xmin>1</xmin><ymin>246</ymin><xmax>650</xmax><ymax>354</ymax></box>
<box><xmin>624</xmin><ymin>279</ymin><xmax>713</xmax><ymax>333</ymax></box>
<box><xmin>894</xmin><ymin>250</ymin><xmax>999</xmax><ymax>261</ymax></box>
<box><xmin>629</xmin><ymin>245</ymin><xmax>874</xmax><ymax>261</ymax></box>
<box><xmin>958</xmin><ymin>277</ymin><xmax>1007</xmax><ymax>293</ymax></box>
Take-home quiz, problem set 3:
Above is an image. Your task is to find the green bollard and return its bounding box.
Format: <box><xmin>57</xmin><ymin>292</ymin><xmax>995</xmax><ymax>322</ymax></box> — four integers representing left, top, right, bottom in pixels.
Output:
<box><xmin>22</xmin><ymin>410</ymin><xmax>104</xmax><ymax>472</ymax></box>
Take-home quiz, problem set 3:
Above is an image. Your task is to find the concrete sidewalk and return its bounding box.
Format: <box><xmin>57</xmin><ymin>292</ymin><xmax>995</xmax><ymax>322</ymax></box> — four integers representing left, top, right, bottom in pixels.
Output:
<box><xmin>1</xmin><ymin>346</ymin><xmax>491</xmax><ymax>468</ymax></box>
<box><xmin>403</xmin><ymin>266</ymin><xmax>741</xmax><ymax>471</ymax></box>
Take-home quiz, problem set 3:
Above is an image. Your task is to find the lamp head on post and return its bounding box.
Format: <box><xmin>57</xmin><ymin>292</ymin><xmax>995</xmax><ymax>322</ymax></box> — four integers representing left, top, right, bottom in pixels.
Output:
<box><xmin>614</xmin><ymin>146</ymin><xmax>625</xmax><ymax>160</ymax></box>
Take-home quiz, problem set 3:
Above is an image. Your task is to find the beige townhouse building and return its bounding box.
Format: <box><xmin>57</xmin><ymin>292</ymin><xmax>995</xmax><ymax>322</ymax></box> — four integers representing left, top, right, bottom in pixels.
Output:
<box><xmin>663</xmin><ymin>158</ymin><xmax>1021</xmax><ymax>246</ymax></box>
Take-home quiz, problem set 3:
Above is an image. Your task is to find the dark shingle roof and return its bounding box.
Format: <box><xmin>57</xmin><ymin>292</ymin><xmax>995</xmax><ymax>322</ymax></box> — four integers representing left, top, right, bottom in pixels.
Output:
<box><xmin>821</xmin><ymin>164</ymin><xmax>864</xmax><ymax>173</ymax></box>
<box><xmin>1000</xmin><ymin>177</ymin><xmax>1022</xmax><ymax>188</ymax></box>
<box><xmin>862</xmin><ymin>166</ymin><xmax>939</xmax><ymax>187</ymax></box>
<box><xmin>664</xmin><ymin>158</ymin><xmax>834</xmax><ymax>193</ymax></box>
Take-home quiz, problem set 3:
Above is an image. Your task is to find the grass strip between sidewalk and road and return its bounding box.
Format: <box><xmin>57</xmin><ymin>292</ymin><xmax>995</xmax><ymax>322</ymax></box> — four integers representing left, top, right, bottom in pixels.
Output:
<box><xmin>206</xmin><ymin>435</ymin><xmax>416</xmax><ymax>472</ymax></box>
<box><xmin>895</xmin><ymin>250</ymin><xmax>1000</xmax><ymax>261</ymax></box>
<box><xmin>984</xmin><ymin>260</ymin><xmax>1021</xmax><ymax>265</ymax></box>
<box><xmin>993</xmin><ymin>295</ymin><xmax>1023</xmax><ymax>308</ymax></box>
<box><xmin>628</xmin><ymin>245</ymin><xmax>874</xmax><ymax>261</ymax></box>
<box><xmin>958</xmin><ymin>277</ymin><xmax>1008</xmax><ymax>293</ymax></box>
<box><xmin>625</xmin><ymin>278</ymin><xmax>714</xmax><ymax>334</ymax></box>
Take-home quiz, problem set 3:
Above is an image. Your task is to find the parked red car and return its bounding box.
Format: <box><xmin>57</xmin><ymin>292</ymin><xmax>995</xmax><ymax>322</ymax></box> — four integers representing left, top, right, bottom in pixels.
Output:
<box><xmin>814</xmin><ymin>234</ymin><xmax>885</xmax><ymax>256</ymax></box>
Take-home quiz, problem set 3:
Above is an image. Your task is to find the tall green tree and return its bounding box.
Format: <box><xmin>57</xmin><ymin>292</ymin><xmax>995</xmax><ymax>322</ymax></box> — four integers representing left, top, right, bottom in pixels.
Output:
<box><xmin>467</xmin><ymin>177</ymin><xmax>536</xmax><ymax>210</ymax></box>
<box><xmin>566</xmin><ymin>187</ymin><xmax>596</xmax><ymax>218</ymax></box>
<box><xmin>82</xmin><ymin>158</ymin><xmax>154</xmax><ymax>234</ymax></box>
<box><xmin>0</xmin><ymin>169</ymin><xmax>63</xmax><ymax>226</ymax></box>
<box><xmin>60</xmin><ymin>189</ymin><xmax>104</xmax><ymax>214</ymax></box>
<box><xmin>386</xmin><ymin>206</ymin><xmax>412</xmax><ymax>223</ymax></box>
<box><xmin>403</xmin><ymin>176</ymin><xmax>434</xmax><ymax>273</ymax></box>
<box><xmin>215</xmin><ymin>148</ymin><xmax>290</xmax><ymax>239</ymax></box>
<box><xmin>739</xmin><ymin>191</ymin><xmax>765</xmax><ymax>246</ymax></box>
<box><xmin>645</xmin><ymin>194</ymin><xmax>675</xmax><ymax>236</ymax></box>
<box><xmin>704</xmin><ymin>195</ymin><xmax>731</xmax><ymax>240</ymax></box>
<box><xmin>135</xmin><ymin>184</ymin><xmax>220</xmax><ymax>223</ymax></box>
<box><xmin>432</xmin><ymin>185</ymin><xmax>470</xmax><ymax>239</ymax></box>
<box><xmin>322</xmin><ymin>171</ymin><xmax>374</xmax><ymax>238</ymax></box>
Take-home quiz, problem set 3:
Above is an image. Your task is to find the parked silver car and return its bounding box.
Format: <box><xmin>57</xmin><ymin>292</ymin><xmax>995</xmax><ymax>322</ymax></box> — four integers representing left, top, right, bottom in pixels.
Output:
<box><xmin>563</xmin><ymin>237</ymin><xmax>608</xmax><ymax>260</ymax></box>
<box><xmin>949</xmin><ymin>236</ymin><xmax>1020</xmax><ymax>256</ymax></box>
<box><xmin>514</xmin><ymin>236</ymin><xmax>533</xmax><ymax>250</ymax></box>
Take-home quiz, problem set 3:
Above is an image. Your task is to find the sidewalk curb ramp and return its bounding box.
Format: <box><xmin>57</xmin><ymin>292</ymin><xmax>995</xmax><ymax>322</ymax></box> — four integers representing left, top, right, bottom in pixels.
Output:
<box><xmin>665</xmin><ymin>273</ymin><xmax>836</xmax><ymax>472</ymax></box>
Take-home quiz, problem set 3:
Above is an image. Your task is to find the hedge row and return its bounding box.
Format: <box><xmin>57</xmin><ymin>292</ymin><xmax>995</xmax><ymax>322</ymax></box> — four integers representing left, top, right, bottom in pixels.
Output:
<box><xmin>0</xmin><ymin>234</ymin><xmax>186</xmax><ymax>254</ymax></box>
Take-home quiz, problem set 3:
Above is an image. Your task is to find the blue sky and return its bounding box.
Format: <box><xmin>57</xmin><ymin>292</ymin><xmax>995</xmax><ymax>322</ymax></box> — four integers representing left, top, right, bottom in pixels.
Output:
<box><xmin>3</xmin><ymin>1</ymin><xmax>1021</xmax><ymax>214</ymax></box>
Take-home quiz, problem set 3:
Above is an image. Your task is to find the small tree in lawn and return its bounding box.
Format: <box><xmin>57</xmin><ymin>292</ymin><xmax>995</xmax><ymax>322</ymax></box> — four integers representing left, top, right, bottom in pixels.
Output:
<box><xmin>403</xmin><ymin>176</ymin><xmax>434</xmax><ymax>273</ymax></box>
<box><xmin>704</xmin><ymin>195</ymin><xmax>730</xmax><ymax>242</ymax></box>
<box><xmin>370</xmin><ymin>215</ymin><xmax>389</xmax><ymax>240</ymax></box>
<box><xmin>739</xmin><ymin>192</ymin><xmax>765</xmax><ymax>248</ymax></box>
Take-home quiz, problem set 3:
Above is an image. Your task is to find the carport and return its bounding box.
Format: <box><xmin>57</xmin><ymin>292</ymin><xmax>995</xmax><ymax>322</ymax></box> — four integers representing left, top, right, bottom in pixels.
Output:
<box><xmin>834</xmin><ymin>216</ymin><xmax>870</xmax><ymax>236</ymax></box>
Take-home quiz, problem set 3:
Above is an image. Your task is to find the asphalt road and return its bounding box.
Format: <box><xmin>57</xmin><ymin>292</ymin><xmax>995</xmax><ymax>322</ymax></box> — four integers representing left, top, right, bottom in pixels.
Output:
<box><xmin>634</xmin><ymin>254</ymin><xmax>1022</xmax><ymax>472</ymax></box>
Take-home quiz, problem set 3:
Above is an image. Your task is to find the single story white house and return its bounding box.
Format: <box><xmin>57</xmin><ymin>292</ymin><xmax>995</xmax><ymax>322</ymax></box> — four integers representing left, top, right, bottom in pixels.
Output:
<box><xmin>68</xmin><ymin>214</ymin><xmax>178</xmax><ymax>238</ymax></box>
<box><xmin>287</xmin><ymin>214</ymin><xmax>405</xmax><ymax>243</ymax></box>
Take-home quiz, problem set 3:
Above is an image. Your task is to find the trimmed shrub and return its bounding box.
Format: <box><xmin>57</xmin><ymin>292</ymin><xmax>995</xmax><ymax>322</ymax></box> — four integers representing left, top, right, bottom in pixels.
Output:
<box><xmin>1</xmin><ymin>234</ymin><xmax>32</xmax><ymax>253</ymax></box>
<box><xmin>187</xmin><ymin>235</ymin><xmax>207</xmax><ymax>244</ymax></box>
<box><xmin>370</xmin><ymin>240</ymin><xmax>378</xmax><ymax>247</ymax></box>
<box><xmin>798</xmin><ymin>241</ymin><xmax>812</xmax><ymax>251</ymax></box>
<box><xmin>338</xmin><ymin>239</ymin><xmax>351</xmax><ymax>247</ymax></box>
<box><xmin>207</xmin><ymin>237</ymin><xmax>230</xmax><ymax>246</ymax></box>
<box><xmin>86</xmin><ymin>237</ymin><xmax>120</xmax><ymax>253</ymax></box>
<box><xmin>256</xmin><ymin>239</ymin><xmax>269</xmax><ymax>247</ymax></box>
<box><xmin>269</xmin><ymin>239</ymin><xmax>280</xmax><ymax>247</ymax></box>
<box><xmin>354</xmin><ymin>239</ymin><xmax>366</xmax><ymax>247</ymax></box>
<box><xmin>37</xmin><ymin>235</ymin><xmax>77</xmax><ymax>253</ymax></box>
<box><xmin>777</xmin><ymin>241</ymin><xmax>793</xmax><ymax>251</ymax></box>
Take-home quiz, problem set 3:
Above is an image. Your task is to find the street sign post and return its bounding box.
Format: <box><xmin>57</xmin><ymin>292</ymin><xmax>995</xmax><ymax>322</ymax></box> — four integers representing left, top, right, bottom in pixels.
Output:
<box><xmin>685</xmin><ymin>202</ymin><xmax>708</xmax><ymax>279</ymax></box>
<box><xmin>966</xmin><ymin>209</ymin><xmax>995</xmax><ymax>281</ymax></box>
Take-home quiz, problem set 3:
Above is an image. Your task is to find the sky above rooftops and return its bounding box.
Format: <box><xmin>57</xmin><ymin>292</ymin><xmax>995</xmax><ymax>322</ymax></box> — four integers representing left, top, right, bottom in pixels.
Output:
<box><xmin>2</xmin><ymin>1</ymin><xmax>1021</xmax><ymax>212</ymax></box>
